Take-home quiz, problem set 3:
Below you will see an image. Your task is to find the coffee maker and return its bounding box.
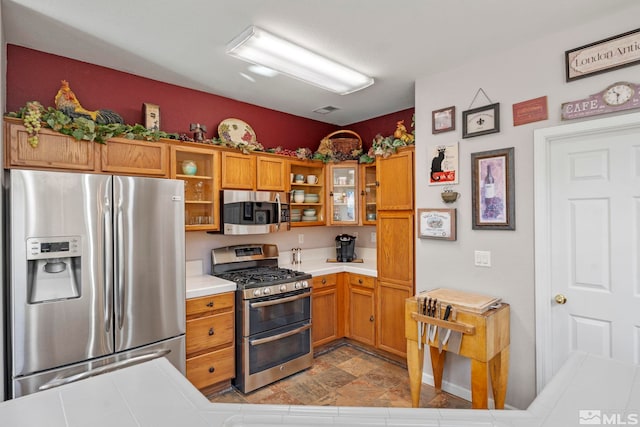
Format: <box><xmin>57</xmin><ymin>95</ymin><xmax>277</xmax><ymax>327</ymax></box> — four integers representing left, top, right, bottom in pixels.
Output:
<box><xmin>335</xmin><ymin>234</ymin><xmax>356</xmax><ymax>262</ymax></box>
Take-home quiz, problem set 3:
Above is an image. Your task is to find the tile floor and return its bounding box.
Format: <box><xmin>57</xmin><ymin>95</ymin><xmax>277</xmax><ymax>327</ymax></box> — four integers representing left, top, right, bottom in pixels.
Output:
<box><xmin>208</xmin><ymin>343</ymin><xmax>471</xmax><ymax>408</ymax></box>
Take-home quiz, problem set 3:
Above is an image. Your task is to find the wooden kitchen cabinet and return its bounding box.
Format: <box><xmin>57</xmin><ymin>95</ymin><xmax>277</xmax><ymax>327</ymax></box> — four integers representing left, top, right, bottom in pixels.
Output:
<box><xmin>377</xmin><ymin>211</ymin><xmax>414</xmax><ymax>286</ymax></box>
<box><xmin>4</xmin><ymin>117</ymin><xmax>169</xmax><ymax>177</ymax></box>
<box><xmin>100</xmin><ymin>137</ymin><xmax>168</xmax><ymax>177</ymax></box>
<box><xmin>376</xmin><ymin>147</ymin><xmax>414</xmax><ymax>210</ymax></box>
<box><xmin>4</xmin><ymin>118</ymin><xmax>97</xmax><ymax>171</ymax></box>
<box><xmin>360</xmin><ymin>162</ymin><xmax>377</xmax><ymax>225</ymax></box>
<box><xmin>327</xmin><ymin>161</ymin><xmax>359</xmax><ymax>225</ymax></box>
<box><xmin>185</xmin><ymin>292</ymin><xmax>235</xmax><ymax>391</ymax></box>
<box><xmin>311</xmin><ymin>273</ymin><xmax>343</xmax><ymax>347</ymax></box>
<box><xmin>346</xmin><ymin>273</ymin><xmax>376</xmax><ymax>346</ymax></box>
<box><xmin>220</xmin><ymin>151</ymin><xmax>256</xmax><ymax>189</ymax></box>
<box><xmin>289</xmin><ymin>158</ymin><xmax>325</xmax><ymax>226</ymax></box>
<box><xmin>171</xmin><ymin>145</ymin><xmax>220</xmax><ymax>232</ymax></box>
<box><xmin>377</xmin><ymin>281</ymin><xmax>411</xmax><ymax>357</ymax></box>
<box><xmin>256</xmin><ymin>154</ymin><xmax>287</xmax><ymax>191</ymax></box>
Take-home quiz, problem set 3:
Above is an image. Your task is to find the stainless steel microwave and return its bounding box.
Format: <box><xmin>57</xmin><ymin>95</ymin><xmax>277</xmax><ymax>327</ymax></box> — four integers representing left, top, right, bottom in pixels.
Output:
<box><xmin>221</xmin><ymin>190</ymin><xmax>290</xmax><ymax>234</ymax></box>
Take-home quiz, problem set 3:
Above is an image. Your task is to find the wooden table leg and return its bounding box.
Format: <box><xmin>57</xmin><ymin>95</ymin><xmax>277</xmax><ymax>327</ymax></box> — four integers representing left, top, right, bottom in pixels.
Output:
<box><xmin>489</xmin><ymin>345</ymin><xmax>510</xmax><ymax>409</ymax></box>
<box><xmin>429</xmin><ymin>346</ymin><xmax>446</xmax><ymax>390</ymax></box>
<box><xmin>406</xmin><ymin>337</ymin><xmax>424</xmax><ymax>407</ymax></box>
<box><xmin>470</xmin><ymin>359</ymin><xmax>489</xmax><ymax>409</ymax></box>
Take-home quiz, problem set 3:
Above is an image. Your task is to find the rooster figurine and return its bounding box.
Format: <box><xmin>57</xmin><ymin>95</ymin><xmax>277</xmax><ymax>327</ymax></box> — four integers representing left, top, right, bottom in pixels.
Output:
<box><xmin>54</xmin><ymin>80</ymin><xmax>124</xmax><ymax>124</ymax></box>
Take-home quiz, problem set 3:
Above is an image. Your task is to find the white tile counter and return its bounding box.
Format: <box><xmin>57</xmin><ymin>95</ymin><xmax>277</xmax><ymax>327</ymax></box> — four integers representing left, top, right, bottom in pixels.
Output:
<box><xmin>186</xmin><ymin>259</ymin><xmax>236</xmax><ymax>299</ymax></box>
<box><xmin>1</xmin><ymin>352</ymin><xmax>637</xmax><ymax>426</ymax></box>
<box><xmin>279</xmin><ymin>247</ymin><xmax>377</xmax><ymax>277</ymax></box>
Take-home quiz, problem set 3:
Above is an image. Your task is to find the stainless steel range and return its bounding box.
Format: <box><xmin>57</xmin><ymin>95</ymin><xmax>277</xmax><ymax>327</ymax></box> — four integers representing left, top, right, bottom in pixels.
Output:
<box><xmin>211</xmin><ymin>244</ymin><xmax>313</xmax><ymax>393</ymax></box>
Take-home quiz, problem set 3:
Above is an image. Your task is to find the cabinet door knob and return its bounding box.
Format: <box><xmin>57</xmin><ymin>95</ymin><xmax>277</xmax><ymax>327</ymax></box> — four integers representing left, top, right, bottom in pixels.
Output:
<box><xmin>375</xmin><ymin>181</ymin><xmax>380</xmax><ymax>187</ymax></box>
<box><xmin>358</xmin><ymin>279</ymin><xmax>363</xmax><ymax>284</ymax></box>
<box><xmin>209</xmin><ymin>366</ymin><xmax>215</xmax><ymax>373</ymax></box>
<box><xmin>369</xmin><ymin>315</ymin><xmax>375</xmax><ymax>322</ymax></box>
<box><xmin>208</xmin><ymin>328</ymin><xmax>214</xmax><ymax>336</ymax></box>
<box><xmin>321</xmin><ymin>278</ymin><xmax>326</xmax><ymax>284</ymax></box>
<box><xmin>206</xmin><ymin>301</ymin><xmax>214</xmax><ymax>308</ymax></box>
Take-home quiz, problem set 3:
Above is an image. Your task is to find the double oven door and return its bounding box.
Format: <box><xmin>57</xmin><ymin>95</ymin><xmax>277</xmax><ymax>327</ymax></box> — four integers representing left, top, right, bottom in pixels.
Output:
<box><xmin>235</xmin><ymin>288</ymin><xmax>312</xmax><ymax>393</ymax></box>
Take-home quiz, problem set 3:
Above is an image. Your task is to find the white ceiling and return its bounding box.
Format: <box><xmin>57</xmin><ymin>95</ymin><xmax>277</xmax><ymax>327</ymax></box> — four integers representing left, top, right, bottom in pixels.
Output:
<box><xmin>2</xmin><ymin>0</ymin><xmax>638</xmax><ymax>125</ymax></box>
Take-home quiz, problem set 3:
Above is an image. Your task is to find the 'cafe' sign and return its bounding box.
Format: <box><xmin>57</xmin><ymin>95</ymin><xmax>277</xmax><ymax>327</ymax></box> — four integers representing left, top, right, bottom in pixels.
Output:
<box><xmin>561</xmin><ymin>82</ymin><xmax>640</xmax><ymax>120</ymax></box>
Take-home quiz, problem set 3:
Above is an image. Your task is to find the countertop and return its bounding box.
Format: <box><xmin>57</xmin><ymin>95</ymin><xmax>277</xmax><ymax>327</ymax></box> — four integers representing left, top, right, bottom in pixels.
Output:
<box><xmin>1</xmin><ymin>351</ymin><xmax>637</xmax><ymax>426</ymax></box>
<box><xmin>185</xmin><ymin>247</ymin><xmax>377</xmax><ymax>299</ymax></box>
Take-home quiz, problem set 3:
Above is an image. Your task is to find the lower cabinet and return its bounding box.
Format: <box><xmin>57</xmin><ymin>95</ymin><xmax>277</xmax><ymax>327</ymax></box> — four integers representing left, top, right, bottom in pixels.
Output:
<box><xmin>376</xmin><ymin>281</ymin><xmax>412</xmax><ymax>357</ymax></box>
<box><xmin>347</xmin><ymin>276</ymin><xmax>376</xmax><ymax>346</ymax></box>
<box><xmin>311</xmin><ymin>274</ymin><xmax>342</xmax><ymax>347</ymax></box>
<box><xmin>185</xmin><ymin>292</ymin><xmax>235</xmax><ymax>391</ymax></box>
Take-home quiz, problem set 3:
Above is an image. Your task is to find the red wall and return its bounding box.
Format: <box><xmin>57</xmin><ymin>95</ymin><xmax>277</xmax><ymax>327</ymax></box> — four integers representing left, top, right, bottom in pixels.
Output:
<box><xmin>6</xmin><ymin>45</ymin><xmax>414</xmax><ymax>152</ymax></box>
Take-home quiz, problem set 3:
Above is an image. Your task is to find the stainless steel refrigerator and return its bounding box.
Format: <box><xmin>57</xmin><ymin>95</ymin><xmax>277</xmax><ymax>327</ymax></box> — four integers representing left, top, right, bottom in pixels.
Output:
<box><xmin>5</xmin><ymin>169</ymin><xmax>186</xmax><ymax>398</ymax></box>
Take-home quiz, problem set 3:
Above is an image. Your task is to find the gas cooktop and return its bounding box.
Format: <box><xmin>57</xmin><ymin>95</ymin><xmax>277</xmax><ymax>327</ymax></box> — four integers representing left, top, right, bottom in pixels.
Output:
<box><xmin>215</xmin><ymin>266</ymin><xmax>311</xmax><ymax>288</ymax></box>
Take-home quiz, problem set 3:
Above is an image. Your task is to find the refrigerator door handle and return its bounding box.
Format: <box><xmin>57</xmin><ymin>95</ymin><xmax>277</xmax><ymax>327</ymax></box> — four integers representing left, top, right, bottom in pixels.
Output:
<box><xmin>115</xmin><ymin>199</ymin><xmax>125</xmax><ymax>331</ymax></box>
<box><xmin>38</xmin><ymin>349</ymin><xmax>171</xmax><ymax>391</ymax></box>
<box><xmin>103</xmin><ymin>194</ymin><xmax>113</xmax><ymax>334</ymax></box>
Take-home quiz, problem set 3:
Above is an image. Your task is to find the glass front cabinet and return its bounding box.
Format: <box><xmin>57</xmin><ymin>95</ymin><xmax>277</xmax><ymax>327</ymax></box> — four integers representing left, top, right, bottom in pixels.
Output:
<box><xmin>170</xmin><ymin>145</ymin><xmax>220</xmax><ymax>231</ymax></box>
<box><xmin>360</xmin><ymin>162</ymin><xmax>377</xmax><ymax>225</ymax></box>
<box><xmin>327</xmin><ymin>161</ymin><xmax>359</xmax><ymax>225</ymax></box>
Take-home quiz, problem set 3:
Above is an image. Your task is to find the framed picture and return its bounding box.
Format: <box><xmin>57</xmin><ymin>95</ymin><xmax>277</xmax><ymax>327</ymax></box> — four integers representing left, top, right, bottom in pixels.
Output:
<box><xmin>432</xmin><ymin>106</ymin><xmax>455</xmax><ymax>134</ymax></box>
<box><xmin>429</xmin><ymin>142</ymin><xmax>459</xmax><ymax>185</ymax></box>
<box><xmin>462</xmin><ymin>103</ymin><xmax>500</xmax><ymax>138</ymax></box>
<box><xmin>418</xmin><ymin>208</ymin><xmax>456</xmax><ymax>240</ymax></box>
<box><xmin>143</xmin><ymin>103</ymin><xmax>160</xmax><ymax>131</ymax></box>
<box><xmin>471</xmin><ymin>147</ymin><xmax>515</xmax><ymax>230</ymax></box>
<box><xmin>565</xmin><ymin>28</ymin><xmax>640</xmax><ymax>82</ymax></box>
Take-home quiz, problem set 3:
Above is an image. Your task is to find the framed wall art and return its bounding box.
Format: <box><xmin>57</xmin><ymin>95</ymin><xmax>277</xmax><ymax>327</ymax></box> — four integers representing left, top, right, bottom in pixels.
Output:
<box><xmin>432</xmin><ymin>106</ymin><xmax>455</xmax><ymax>134</ymax></box>
<box><xmin>462</xmin><ymin>103</ymin><xmax>500</xmax><ymax>138</ymax></box>
<box><xmin>418</xmin><ymin>208</ymin><xmax>456</xmax><ymax>240</ymax></box>
<box><xmin>143</xmin><ymin>103</ymin><xmax>160</xmax><ymax>131</ymax></box>
<box><xmin>565</xmin><ymin>28</ymin><xmax>640</xmax><ymax>82</ymax></box>
<box><xmin>429</xmin><ymin>142</ymin><xmax>459</xmax><ymax>185</ymax></box>
<box><xmin>471</xmin><ymin>147</ymin><xmax>515</xmax><ymax>230</ymax></box>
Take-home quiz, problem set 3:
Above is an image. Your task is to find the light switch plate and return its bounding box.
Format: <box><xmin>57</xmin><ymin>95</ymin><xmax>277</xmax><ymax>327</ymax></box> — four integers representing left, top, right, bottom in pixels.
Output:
<box><xmin>474</xmin><ymin>250</ymin><xmax>491</xmax><ymax>267</ymax></box>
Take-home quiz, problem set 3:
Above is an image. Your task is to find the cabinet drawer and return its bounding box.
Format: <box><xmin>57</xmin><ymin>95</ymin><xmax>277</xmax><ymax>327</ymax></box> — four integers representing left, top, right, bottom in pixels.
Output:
<box><xmin>313</xmin><ymin>273</ymin><xmax>338</xmax><ymax>290</ymax></box>
<box><xmin>349</xmin><ymin>274</ymin><xmax>375</xmax><ymax>289</ymax></box>
<box><xmin>186</xmin><ymin>346</ymin><xmax>235</xmax><ymax>389</ymax></box>
<box><xmin>186</xmin><ymin>292</ymin><xmax>234</xmax><ymax>318</ymax></box>
<box><xmin>186</xmin><ymin>312</ymin><xmax>234</xmax><ymax>355</ymax></box>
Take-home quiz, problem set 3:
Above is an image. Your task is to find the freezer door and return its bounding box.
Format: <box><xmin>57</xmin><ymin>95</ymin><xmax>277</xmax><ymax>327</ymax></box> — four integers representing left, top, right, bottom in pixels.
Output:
<box><xmin>12</xmin><ymin>335</ymin><xmax>185</xmax><ymax>398</ymax></box>
<box><xmin>8</xmin><ymin>170</ymin><xmax>113</xmax><ymax>377</ymax></box>
<box><xmin>113</xmin><ymin>176</ymin><xmax>185</xmax><ymax>352</ymax></box>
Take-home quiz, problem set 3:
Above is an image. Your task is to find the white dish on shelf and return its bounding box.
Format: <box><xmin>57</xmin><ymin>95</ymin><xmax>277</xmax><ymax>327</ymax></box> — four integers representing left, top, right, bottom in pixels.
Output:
<box><xmin>301</xmin><ymin>215</ymin><xmax>317</xmax><ymax>221</ymax></box>
<box><xmin>303</xmin><ymin>209</ymin><xmax>316</xmax><ymax>217</ymax></box>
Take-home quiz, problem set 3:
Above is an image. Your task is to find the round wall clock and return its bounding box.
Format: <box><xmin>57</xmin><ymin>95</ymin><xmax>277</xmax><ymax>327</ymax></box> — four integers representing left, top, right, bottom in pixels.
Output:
<box><xmin>602</xmin><ymin>82</ymin><xmax>634</xmax><ymax>106</ymax></box>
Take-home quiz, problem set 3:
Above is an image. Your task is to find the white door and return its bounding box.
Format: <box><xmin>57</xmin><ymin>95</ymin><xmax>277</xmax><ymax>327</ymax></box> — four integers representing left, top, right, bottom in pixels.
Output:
<box><xmin>534</xmin><ymin>112</ymin><xmax>640</xmax><ymax>392</ymax></box>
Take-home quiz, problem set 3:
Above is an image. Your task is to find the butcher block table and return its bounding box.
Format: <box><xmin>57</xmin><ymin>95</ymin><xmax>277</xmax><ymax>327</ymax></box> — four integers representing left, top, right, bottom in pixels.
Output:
<box><xmin>404</xmin><ymin>291</ymin><xmax>510</xmax><ymax>409</ymax></box>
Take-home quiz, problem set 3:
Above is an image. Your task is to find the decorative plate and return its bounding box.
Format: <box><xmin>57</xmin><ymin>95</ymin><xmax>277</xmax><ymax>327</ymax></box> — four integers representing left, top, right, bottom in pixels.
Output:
<box><xmin>218</xmin><ymin>118</ymin><xmax>257</xmax><ymax>144</ymax></box>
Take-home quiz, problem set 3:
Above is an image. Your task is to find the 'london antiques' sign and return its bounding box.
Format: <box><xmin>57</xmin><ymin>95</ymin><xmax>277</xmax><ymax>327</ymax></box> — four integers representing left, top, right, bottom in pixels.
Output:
<box><xmin>561</xmin><ymin>81</ymin><xmax>640</xmax><ymax>120</ymax></box>
<box><xmin>565</xmin><ymin>28</ymin><xmax>640</xmax><ymax>81</ymax></box>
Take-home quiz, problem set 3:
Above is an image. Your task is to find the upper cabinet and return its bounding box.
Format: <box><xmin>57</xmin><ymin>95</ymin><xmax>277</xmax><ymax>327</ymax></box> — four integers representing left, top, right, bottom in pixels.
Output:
<box><xmin>360</xmin><ymin>163</ymin><xmax>377</xmax><ymax>225</ymax></box>
<box><xmin>289</xmin><ymin>159</ymin><xmax>325</xmax><ymax>226</ymax></box>
<box><xmin>170</xmin><ymin>144</ymin><xmax>220</xmax><ymax>232</ymax></box>
<box><xmin>220</xmin><ymin>152</ymin><xmax>287</xmax><ymax>191</ymax></box>
<box><xmin>4</xmin><ymin>118</ymin><xmax>168</xmax><ymax>177</ymax></box>
<box><xmin>327</xmin><ymin>161</ymin><xmax>359</xmax><ymax>225</ymax></box>
<box><xmin>220</xmin><ymin>151</ymin><xmax>256</xmax><ymax>189</ymax></box>
<box><xmin>377</xmin><ymin>148</ymin><xmax>414</xmax><ymax>210</ymax></box>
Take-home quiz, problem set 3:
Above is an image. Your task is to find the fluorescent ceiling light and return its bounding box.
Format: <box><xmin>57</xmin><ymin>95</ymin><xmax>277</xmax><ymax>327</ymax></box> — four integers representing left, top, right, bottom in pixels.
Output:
<box><xmin>226</xmin><ymin>26</ymin><xmax>374</xmax><ymax>95</ymax></box>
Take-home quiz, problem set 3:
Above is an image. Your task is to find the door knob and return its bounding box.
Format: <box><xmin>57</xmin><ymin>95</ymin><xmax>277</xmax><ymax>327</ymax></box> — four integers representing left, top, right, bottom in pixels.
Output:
<box><xmin>554</xmin><ymin>294</ymin><xmax>567</xmax><ymax>305</ymax></box>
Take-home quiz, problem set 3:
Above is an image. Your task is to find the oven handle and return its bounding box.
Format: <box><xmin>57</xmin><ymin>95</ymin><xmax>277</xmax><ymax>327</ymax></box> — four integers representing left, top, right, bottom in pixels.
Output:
<box><xmin>249</xmin><ymin>323</ymin><xmax>311</xmax><ymax>346</ymax></box>
<box><xmin>250</xmin><ymin>291</ymin><xmax>310</xmax><ymax>308</ymax></box>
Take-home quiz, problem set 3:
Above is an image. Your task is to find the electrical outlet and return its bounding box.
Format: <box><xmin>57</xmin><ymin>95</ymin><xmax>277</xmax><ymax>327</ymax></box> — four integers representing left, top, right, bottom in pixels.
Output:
<box><xmin>474</xmin><ymin>250</ymin><xmax>491</xmax><ymax>267</ymax></box>
<box><xmin>298</xmin><ymin>234</ymin><xmax>304</xmax><ymax>244</ymax></box>
<box><xmin>371</xmin><ymin>231</ymin><xmax>376</xmax><ymax>243</ymax></box>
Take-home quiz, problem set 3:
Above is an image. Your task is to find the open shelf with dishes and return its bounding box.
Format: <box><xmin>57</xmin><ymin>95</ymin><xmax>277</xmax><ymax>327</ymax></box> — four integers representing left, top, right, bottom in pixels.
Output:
<box><xmin>360</xmin><ymin>162</ymin><xmax>377</xmax><ymax>225</ymax></box>
<box><xmin>170</xmin><ymin>145</ymin><xmax>220</xmax><ymax>231</ymax></box>
<box><xmin>289</xmin><ymin>159</ymin><xmax>325</xmax><ymax>226</ymax></box>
